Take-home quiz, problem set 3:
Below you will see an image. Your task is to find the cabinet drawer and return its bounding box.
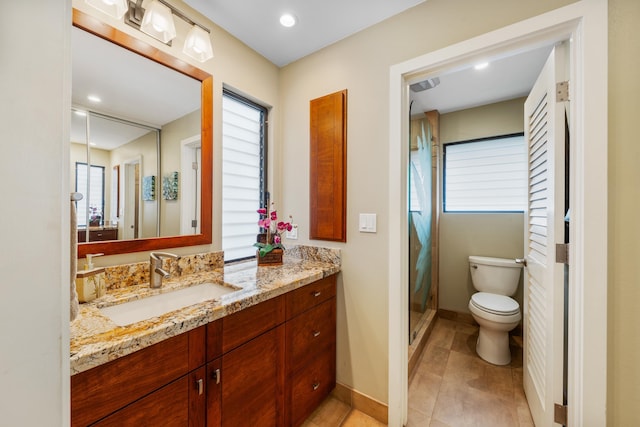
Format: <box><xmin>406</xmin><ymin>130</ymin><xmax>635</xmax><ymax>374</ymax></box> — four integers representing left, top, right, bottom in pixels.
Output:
<box><xmin>287</xmin><ymin>298</ymin><xmax>336</xmax><ymax>373</ymax></box>
<box><xmin>221</xmin><ymin>295</ymin><xmax>285</xmax><ymax>354</ymax></box>
<box><xmin>71</xmin><ymin>333</ymin><xmax>191</xmax><ymax>427</ymax></box>
<box><xmin>289</xmin><ymin>347</ymin><xmax>336</xmax><ymax>427</ymax></box>
<box><xmin>286</xmin><ymin>275</ymin><xmax>336</xmax><ymax>319</ymax></box>
<box><xmin>92</xmin><ymin>376</ymin><xmax>189</xmax><ymax>426</ymax></box>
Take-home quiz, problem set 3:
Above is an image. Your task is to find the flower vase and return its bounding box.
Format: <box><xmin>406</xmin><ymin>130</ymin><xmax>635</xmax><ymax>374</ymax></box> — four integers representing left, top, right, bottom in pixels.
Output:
<box><xmin>256</xmin><ymin>233</ymin><xmax>283</xmax><ymax>266</ymax></box>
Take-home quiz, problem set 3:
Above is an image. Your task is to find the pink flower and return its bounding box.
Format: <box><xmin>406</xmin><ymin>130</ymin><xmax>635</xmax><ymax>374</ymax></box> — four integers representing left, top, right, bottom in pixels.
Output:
<box><xmin>277</xmin><ymin>221</ymin><xmax>287</xmax><ymax>231</ymax></box>
<box><xmin>286</xmin><ymin>223</ymin><xmax>293</xmax><ymax>232</ymax></box>
<box><xmin>273</xmin><ymin>235</ymin><xmax>281</xmax><ymax>244</ymax></box>
<box><xmin>258</xmin><ymin>218</ymin><xmax>270</xmax><ymax>228</ymax></box>
<box><xmin>270</xmin><ymin>210</ymin><xmax>278</xmax><ymax>221</ymax></box>
<box><xmin>257</xmin><ymin>208</ymin><xmax>267</xmax><ymax>215</ymax></box>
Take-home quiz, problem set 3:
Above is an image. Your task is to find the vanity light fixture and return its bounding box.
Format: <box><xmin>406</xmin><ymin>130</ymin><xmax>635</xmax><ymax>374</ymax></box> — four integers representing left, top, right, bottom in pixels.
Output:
<box><xmin>125</xmin><ymin>0</ymin><xmax>214</xmax><ymax>62</ymax></box>
<box><xmin>184</xmin><ymin>25</ymin><xmax>214</xmax><ymax>62</ymax></box>
<box><xmin>139</xmin><ymin>0</ymin><xmax>176</xmax><ymax>43</ymax></box>
<box><xmin>85</xmin><ymin>0</ymin><xmax>128</xmax><ymax>19</ymax></box>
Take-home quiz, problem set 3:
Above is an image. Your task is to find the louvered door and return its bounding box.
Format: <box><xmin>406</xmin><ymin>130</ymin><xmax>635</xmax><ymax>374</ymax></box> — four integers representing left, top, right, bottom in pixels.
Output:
<box><xmin>523</xmin><ymin>44</ymin><xmax>566</xmax><ymax>427</ymax></box>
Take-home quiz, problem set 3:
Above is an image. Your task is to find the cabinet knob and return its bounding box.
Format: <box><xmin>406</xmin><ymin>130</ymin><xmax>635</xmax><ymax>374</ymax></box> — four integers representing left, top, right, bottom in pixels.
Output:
<box><xmin>312</xmin><ymin>381</ymin><xmax>320</xmax><ymax>391</ymax></box>
<box><xmin>312</xmin><ymin>291</ymin><xmax>321</xmax><ymax>298</ymax></box>
<box><xmin>312</xmin><ymin>330</ymin><xmax>321</xmax><ymax>338</ymax></box>
<box><xmin>196</xmin><ymin>378</ymin><xmax>204</xmax><ymax>395</ymax></box>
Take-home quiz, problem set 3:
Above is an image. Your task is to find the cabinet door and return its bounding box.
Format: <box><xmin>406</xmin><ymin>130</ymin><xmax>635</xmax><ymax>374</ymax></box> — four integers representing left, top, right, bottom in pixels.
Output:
<box><xmin>206</xmin><ymin>358</ymin><xmax>222</xmax><ymax>427</ymax></box>
<box><xmin>189</xmin><ymin>367</ymin><xmax>207</xmax><ymax>427</ymax></box>
<box><xmin>221</xmin><ymin>326</ymin><xmax>285</xmax><ymax>427</ymax></box>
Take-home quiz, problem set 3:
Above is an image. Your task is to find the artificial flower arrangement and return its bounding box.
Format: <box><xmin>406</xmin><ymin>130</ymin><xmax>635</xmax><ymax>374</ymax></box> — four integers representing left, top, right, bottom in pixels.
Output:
<box><xmin>254</xmin><ymin>202</ymin><xmax>293</xmax><ymax>258</ymax></box>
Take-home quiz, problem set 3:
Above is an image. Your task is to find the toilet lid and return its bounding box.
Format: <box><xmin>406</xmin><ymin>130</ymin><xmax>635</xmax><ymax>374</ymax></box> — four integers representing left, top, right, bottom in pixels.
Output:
<box><xmin>471</xmin><ymin>292</ymin><xmax>519</xmax><ymax>316</ymax></box>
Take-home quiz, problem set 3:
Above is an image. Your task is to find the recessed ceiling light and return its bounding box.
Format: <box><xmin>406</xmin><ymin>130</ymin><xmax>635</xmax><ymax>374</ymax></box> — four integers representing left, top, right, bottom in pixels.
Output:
<box><xmin>87</xmin><ymin>95</ymin><xmax>102</xmax><ymax>103</ymax></box>
<box><xmin>474</xmin><ymin>62</ymin><xmax>489</xmax><ymax>70</ymax></box>
<box><xmin>279</xmin><ymin>13</ymin><xmax>297</xmax><ymax>28</ymax></box>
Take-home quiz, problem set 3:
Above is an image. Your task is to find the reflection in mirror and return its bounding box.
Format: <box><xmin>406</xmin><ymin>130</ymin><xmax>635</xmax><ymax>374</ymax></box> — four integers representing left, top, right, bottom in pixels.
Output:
<box><xmin>72</xmin><ymin>9</ymin><xmax>212</xmax><ymax>257</ymax></box>
<box><xmin>71</xmin><ymin>110</ymin><xmax>161</xmax><ymax>242</ymax></box>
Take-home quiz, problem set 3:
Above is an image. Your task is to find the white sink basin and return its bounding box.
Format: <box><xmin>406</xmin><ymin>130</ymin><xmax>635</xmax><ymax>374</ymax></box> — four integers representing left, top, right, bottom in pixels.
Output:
<box><xmin>100</xmin><ymin>282</ymin><xmax>238</xmax><ymax>326</ymax></box>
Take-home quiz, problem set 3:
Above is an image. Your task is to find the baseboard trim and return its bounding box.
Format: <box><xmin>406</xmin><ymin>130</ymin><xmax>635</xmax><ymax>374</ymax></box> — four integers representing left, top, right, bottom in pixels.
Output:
<box><xmin>437</xmin><ymin>308</ymin><xmax>476</xmax><ymax>325</ymax></box>
<box><xmin>332</xmin><ymin>383</ymin><xmax>388</xmax><ymax>424</ymax></box>
<box><xmin>437</xmin><ymin>308</ymin><xmax>523</xmax><ymax>336</ymax></box>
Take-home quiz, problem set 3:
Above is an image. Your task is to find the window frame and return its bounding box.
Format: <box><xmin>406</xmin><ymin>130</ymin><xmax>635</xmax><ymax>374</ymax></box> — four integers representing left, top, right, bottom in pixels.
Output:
<box><xmin>221</xmin><ymin>88</ymin><xmax>268</xmax><ymax>262</ymax></box>
<box><xmin>75</xmin><ymin>161</ymin><xmax>105</xmax><ymax>227</ymax></box>
<box><xmin>443</xmin><ymin>132</ymin><xmax>525</xmax><ymax>214</ymax></box>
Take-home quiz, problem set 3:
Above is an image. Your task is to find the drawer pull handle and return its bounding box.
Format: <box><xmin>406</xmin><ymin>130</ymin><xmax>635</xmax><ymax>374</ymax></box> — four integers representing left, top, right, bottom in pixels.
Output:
<box><xmin>196</xmin><ymin>378</ymin><xmax>204</xmax><ymax>395</ymax></box>
<box><xmin>312</xmin><ymin>381</ymin><xmax>320</xmax><ymax>391</ymax></box>
<box><xmin>313</xmin><ymin>330</ymin><xmax>321</xmax><ymax>338</ymax></box>
<box><xmin>212</xmin><ymin>368</ymin><xmax>221</xmax><ymax>385</ymax></box>
<box><xmin>312</xmin><ymin>291</ymin><xmax>322</xmax><ymax>297</ymax></box>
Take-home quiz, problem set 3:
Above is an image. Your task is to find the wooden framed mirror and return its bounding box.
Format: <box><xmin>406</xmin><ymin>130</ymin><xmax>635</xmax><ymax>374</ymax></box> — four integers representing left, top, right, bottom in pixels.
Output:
<box><xmin>73</xmin><ymin>9</ymin><xmax>212</xmax><ymax>257</ymax></box>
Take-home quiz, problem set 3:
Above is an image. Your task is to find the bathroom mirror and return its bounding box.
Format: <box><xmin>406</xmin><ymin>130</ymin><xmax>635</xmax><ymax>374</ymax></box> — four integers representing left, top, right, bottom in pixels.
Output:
<box><xmin>72</xmin><ymin>9</ymin><xmax>212</xmax><ymax>257</ymax></box>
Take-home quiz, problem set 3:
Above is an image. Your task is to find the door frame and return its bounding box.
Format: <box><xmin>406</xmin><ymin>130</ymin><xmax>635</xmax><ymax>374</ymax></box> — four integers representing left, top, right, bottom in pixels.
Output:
<box><xmin>387</xmin><ymin>1</ymin><xmax>607</xmax><ymax>426</ymax></box>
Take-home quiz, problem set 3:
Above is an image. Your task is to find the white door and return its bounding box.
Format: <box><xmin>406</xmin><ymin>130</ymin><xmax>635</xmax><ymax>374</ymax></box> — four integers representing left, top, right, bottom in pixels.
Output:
<box><xmin>523</xmin><ymin>44</ymin><xmax>567</xmax><ymax>426</ymax></box>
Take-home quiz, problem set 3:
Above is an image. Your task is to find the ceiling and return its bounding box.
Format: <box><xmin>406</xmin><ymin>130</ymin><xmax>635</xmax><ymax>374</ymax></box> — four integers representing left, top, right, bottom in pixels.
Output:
<box><xmin>72</xmin><ymin>1</ymin><xmax>555</xmax><ymax>148</ymax></box>
<box><xmin>184</xmin><ymin>0</ymin><xmax>426</xmax><ymax>67</ymax></box>
<box><xmin>184</xmin><ymin>0</ymin><xmax>553</xmax><ymax>113</ymax></box>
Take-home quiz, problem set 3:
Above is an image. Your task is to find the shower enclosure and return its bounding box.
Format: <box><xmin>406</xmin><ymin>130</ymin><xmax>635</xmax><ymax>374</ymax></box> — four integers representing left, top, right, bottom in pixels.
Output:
<box><xmin>408</xmin><ymin>111</ymin><xmax>439</xmax><ymax>344</ymax></box>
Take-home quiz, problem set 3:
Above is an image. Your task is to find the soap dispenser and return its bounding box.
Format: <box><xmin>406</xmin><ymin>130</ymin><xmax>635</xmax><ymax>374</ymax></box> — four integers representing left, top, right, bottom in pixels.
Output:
<box><xmin>75</xmin><ymin>253</ymin><xmax>106</xmax><ymax>303</ymax></box>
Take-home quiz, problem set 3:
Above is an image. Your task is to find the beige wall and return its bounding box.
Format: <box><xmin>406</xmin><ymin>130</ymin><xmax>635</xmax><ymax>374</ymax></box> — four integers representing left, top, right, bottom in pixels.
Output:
<box><xmin>439</xmin><ymin>98</ymin><xmax>526</xmax><ymax>314</ymax></box>
<box><xmin>279</xmin><ymin>0</ymin><xmax>576</xmax><ymax>403</ymax></box>
<box><xmin>608</xmin><ymin>0</ymin><xmax>639</xmax><ymax>425</ymax></box>
<box><xmin>0</xmin><ymin>0</ymin><xmax>69</xmax><ymax>423</ymax></box>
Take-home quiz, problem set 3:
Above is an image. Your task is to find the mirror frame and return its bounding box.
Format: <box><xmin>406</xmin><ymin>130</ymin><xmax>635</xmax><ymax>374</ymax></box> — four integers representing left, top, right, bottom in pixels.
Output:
<box><xmin>73</xmin><ymin>9</ymin><xmax>212</xmax><ymax>258</ymax></box>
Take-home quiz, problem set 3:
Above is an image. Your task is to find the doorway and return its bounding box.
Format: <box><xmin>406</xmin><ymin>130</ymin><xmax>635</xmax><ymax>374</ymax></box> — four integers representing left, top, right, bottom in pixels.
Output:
<box><xmin>388</xmin><ymin>3</ymin><xmax>607</xmax><ymax>426</ymax></box>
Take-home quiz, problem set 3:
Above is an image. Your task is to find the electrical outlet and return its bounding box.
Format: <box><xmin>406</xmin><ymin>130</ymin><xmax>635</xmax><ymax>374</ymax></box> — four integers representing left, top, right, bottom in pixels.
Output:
<box><xmin>286</xmin><ymin>224</ymin><xmax>298</xmax><ymax>239</ymax></box>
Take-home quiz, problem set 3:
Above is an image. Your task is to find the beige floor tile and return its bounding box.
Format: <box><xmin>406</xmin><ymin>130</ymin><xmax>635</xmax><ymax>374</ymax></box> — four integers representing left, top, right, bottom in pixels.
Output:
<box><xmin>425</xmin><ymin>321</ymin><xmax>456</xmax><ymax>350</ymax></box>
<box><xmin>305</xmin><ymin>396</ymin><xmax>351</xmax><ymax>426</ymax></box>
<box><xmin>415</xmin><ymin>343</ymin><xmax>450</xmax><ymax>377</ymax></box>
<box><xmin>450</xmin><ymin>330</ymin><xmax>478</xmax><ymax>356</ymax></box>
<box><xmin>405</xmin><ymin>407</ymin><xmax>431</xmax><ymax>426</ymax></box>
<box><xmin>340</xmin><ymin>410</ymin><xmax>386</xmax><ymax>427</ymax></box>
<box><xmin>432</xmin><ymin>379</ymin><xmax>520</xmax><ymax>427</ymax></box>
<box><xmin>408</xmin><ymin>371</ymin><xmax>442</xmax><ymax>416</ymax></box>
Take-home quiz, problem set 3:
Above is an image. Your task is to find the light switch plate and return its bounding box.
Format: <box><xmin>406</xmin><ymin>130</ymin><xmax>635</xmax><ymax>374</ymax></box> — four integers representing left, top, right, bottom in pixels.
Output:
<box><xmin>359</xmin><ymin>213</ymin><xmax>377</xmax><ymax>233</ymax></box>
<box><xmin>286</xmin><ymin>224</ymin><xmax>298</xmax><ymax>239</ymax></box>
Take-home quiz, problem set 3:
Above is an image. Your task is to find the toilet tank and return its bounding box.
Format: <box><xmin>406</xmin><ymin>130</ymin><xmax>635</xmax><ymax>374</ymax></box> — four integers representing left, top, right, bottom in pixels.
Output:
<box><xmin>468</xmin><ymin>256</ymin><xmax>522</xmax><ymax>296</ymax></box>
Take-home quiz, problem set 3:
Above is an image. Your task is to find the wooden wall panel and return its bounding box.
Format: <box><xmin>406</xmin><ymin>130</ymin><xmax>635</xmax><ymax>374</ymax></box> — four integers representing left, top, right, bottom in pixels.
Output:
<box><xmin>309</xmin><ymin>90</ymin><xmax>347</xmax><ymax>242</ymax></box>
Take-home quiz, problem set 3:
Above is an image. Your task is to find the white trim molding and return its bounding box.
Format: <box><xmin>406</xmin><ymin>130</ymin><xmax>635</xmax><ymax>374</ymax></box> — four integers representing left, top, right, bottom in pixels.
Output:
<box><xmin>388</xmin><ymin>1</ymin><xmax>607</xmax><ymax>425</ymax></box>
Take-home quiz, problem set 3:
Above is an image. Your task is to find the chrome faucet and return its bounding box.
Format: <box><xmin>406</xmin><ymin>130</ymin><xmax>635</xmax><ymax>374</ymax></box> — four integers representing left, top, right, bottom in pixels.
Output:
<box><xmin>149</xmin><ymin>252</ymin><xmax>180</xmax><ymax>288</ymax></box>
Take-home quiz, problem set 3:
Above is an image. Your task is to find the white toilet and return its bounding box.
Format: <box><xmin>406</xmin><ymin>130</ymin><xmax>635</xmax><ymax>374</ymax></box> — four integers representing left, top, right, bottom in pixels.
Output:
<box><xmin>468</xmin><ymin>255</ymin><xmax>523</xmax><ymax>365</ymax></box>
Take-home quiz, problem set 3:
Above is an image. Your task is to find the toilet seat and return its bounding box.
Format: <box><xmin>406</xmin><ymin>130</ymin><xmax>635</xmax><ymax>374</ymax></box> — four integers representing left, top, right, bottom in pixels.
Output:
<box><xmin>470</xmin><ymin>292</ymin><xmax>519</xmax><ymax>316</ymax></box>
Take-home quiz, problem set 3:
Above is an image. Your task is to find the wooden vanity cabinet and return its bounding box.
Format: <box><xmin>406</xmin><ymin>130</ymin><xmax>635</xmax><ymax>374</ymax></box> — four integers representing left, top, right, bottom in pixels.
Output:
<box><xmin>285</xmin><ymin>275</ymin><xmax>337</xmax><ymax>427</ymax></box>
<box><xmin>71</xmin><ymin>326</ymin><xmax>206</xmax><ymax>427</ymax></box>
<box><xmin>71</xmin><ymin>275</ymin><xmax>337</xmax><ymax>427</ymax></box>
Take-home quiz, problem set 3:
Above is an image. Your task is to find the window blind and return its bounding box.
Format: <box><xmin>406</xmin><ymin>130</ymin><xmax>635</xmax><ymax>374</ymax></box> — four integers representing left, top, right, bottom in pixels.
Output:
<box><xmin>222</xmin><ymin>94</ymin><xmax>264</xmax><ymax>260</ymax></box>
<box><xmin>444</xmin><ymin>135</ymin><xmax>526</xmax><ymax>212</ymax></box>
<box><xmin>76</xmin><ymin>163</ymin><xmax>105</xmax><ymax>226</ymax></box>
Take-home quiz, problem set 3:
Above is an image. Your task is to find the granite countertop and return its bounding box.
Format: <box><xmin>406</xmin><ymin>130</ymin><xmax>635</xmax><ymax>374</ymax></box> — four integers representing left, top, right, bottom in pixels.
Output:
<box><xmin>70</xmin><ymin>248</ymin><xmax>340</xmax><ymax>375</ymax></box>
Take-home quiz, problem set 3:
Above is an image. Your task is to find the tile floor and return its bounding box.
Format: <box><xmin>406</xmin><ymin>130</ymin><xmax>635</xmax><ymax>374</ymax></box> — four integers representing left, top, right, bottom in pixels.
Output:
<box><xmin>303</xmin><ymin>317</ymin><xmax>533</xmax><ymax>426</ymax></box>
